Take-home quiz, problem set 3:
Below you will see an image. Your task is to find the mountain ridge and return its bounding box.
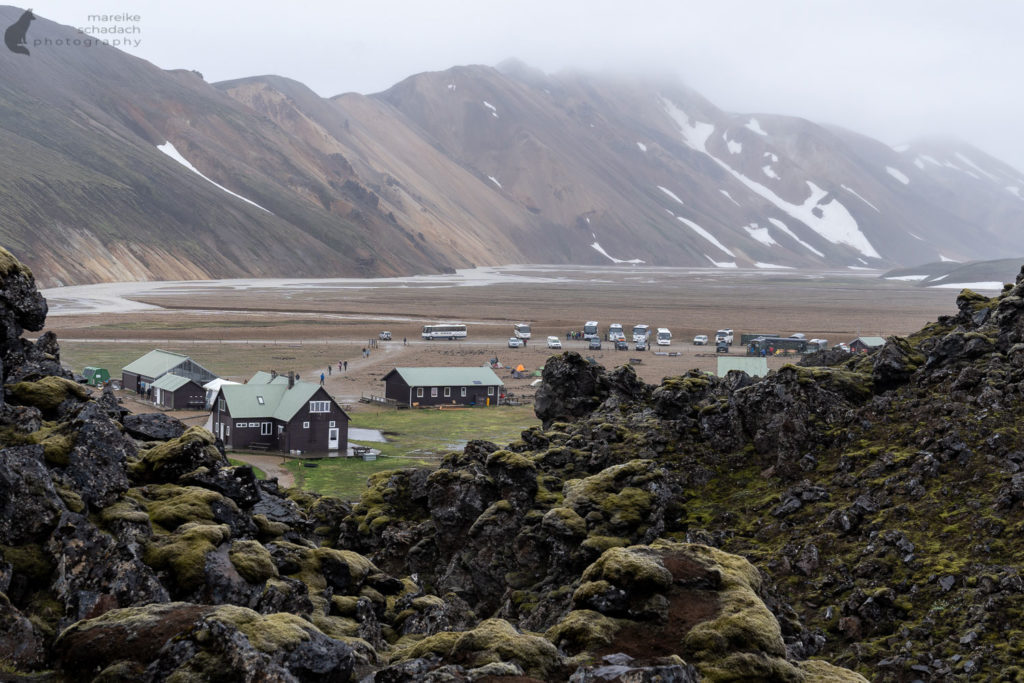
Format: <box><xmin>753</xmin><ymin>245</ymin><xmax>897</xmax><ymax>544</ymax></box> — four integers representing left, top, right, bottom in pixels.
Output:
<box><xmin>1</xmin><ymin>6</ymin><xmax>1022</xmax><ymax>286</ymax></box>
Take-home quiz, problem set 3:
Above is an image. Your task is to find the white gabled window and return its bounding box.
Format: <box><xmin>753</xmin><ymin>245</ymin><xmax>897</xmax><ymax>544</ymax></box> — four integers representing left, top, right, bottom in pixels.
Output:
<box><xmin>235</xmin><ymin>422</ymin><xmax>246</xmax><ymax>428</ymax></box>
<box><xmin>416</xmin><ymin>387</ymin><xmax>424</xmax><ymax>397</ymax></box>
<box><xmin>309</xmin><ymin>400</ymin><xmax>330</xmax><ymax>413</ymax></box>
<box><xmin>261</xmin><ymin>422</ymin><xmax>272</xmax><ymax>436</ymax></box>
<box><xmin>444</xmin><ymin>387</ymin><xmax>451</xmax><ymax>397</ymax></box>
<box><xmin>431</xmin><ymin>387</ymin><xmax>438</xmax><ymax>398</ymax></box>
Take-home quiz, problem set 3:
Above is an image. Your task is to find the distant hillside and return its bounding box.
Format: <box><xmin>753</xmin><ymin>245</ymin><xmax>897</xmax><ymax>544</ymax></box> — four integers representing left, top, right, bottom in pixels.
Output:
<box><xmin>1</xmin><ymin>7</ymin><xmax>1023</xmax><ymax>286</ymax></box>
<box><xmin>882</xmin><ymin>258</ymin><xmax>1024</xmax><ymax>289</ymax></box>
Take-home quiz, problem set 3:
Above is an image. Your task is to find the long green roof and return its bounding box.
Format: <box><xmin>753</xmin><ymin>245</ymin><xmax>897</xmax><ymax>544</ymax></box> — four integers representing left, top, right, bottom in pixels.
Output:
<box><xmin>853</xmin><ymin>336</ymin><xmax>887</xmax><ymax>347</ymax></box>
<box><xmin>122</xmin><ymin>349</ymin><xmax>192</xmax><ymax>378</ymax></box>
<box><xmin>151</xmin><ymin>373</ymin><xmax>196</xmax><ymax>391</ymax></box>
<box><xmin>386</xmin><ymin>367</ymin><xmax>503</xmax><ymax>387</ymax></box>
<box><xmin>220</xmin><ymin>381</ymin><xmax>343</xmax><ymax>421</ymax></box>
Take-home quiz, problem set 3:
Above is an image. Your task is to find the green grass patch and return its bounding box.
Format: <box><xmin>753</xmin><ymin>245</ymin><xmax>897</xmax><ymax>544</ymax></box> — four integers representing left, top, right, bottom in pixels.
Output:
<box><xmin>229</xmin><ymin>458</ymin><xmax>266</xmax><ymax>479</ymax></box>
<box><xmin>287</xmin><ymin>404</ymin><xmax>540</xmax><ymax>500</ymax></box>
<box><xmin>348</xmin><ymin>404</ymin><xmax>539</xmax><ymax>459</ymax></box>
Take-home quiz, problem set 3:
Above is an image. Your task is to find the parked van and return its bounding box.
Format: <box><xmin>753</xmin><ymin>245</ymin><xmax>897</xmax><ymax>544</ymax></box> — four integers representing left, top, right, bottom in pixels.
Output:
<box><xmin>656</xmin><ymin>328</ymin><xmax>672</xmax><ymax>346</ymax></box>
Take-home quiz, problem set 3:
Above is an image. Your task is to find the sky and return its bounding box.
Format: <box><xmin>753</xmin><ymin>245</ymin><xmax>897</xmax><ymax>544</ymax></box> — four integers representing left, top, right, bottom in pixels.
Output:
<box><xmin>28</xmin><ymin>0</ymin><xmax>1024</xmax><ymax>171</ymax></box>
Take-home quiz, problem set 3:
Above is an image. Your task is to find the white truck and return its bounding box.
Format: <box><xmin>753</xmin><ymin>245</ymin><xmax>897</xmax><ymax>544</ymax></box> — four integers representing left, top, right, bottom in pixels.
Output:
<box><xmin>606</xmin><ymin>323</ymin><xmax>625</xmax><ymax>342</ymax></box>
<box><xmin>715</xmin><ymin>329</ymin><xmax>734</xmax><ymax>345</ymax></box>
<box><xmin>513</xmin><ymin>323</ymin><xmax>532</xmax><ymax>340</ymax></box>
<box><xmin>656</xmin><ymin>328</ymin><xmax>672</xmax><ymax>345</ymax></box>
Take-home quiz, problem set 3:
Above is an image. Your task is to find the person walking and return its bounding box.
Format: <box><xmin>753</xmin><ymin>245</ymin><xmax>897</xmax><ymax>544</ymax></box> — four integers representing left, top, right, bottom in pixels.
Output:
<box><xmin>343</xmin><ymin>360</ymin><xmax>348</xmax><ymax>372</ymax></box>
<box><xmin>320</xmin><ymin>372</ymin><xmax>325</xmax><ymax>386</ymax></box>
<box><xmin>328</xmin><ymin>365</ymin><xmax>331</xmax><ymax>376</ymax></box>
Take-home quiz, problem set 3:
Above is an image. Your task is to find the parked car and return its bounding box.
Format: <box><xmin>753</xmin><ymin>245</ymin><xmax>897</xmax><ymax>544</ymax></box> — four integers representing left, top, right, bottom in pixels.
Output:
<box><xmin>716</xmin><ymin>340</ymin><xmax>730</xmax><ymax>353</ymax></box>
<box><xmin>693</xmin><ymin>334</ymin><xmax>708</xmax><ymax>345</ymax></box>
<box><xmin>588</xmin><ymin>338</ymin><xmax>602</xmax><ymax>350</ymax></box>
<box><xmin>614</xmin><ymin>339</ymin><xmax>629</xmax><ymax>351</ymax></box>
<box><xmin>635</xmin><ymin>340</ymin><xmax>648</xmax><ymax>351</ymax></box>
<box><xmin>547</xmin><ymin>336</ymin><xmax>562</xmax><ymax>349</ymax></box>
<box><xmin>508</xmin><ymin>337</ymin><xmax>523</xmax><ymax>348</ymax></box>
<box><xmin>379</xmin><ymin>330</ymin><xmax>392</xmax><ymax>341</ymax></box>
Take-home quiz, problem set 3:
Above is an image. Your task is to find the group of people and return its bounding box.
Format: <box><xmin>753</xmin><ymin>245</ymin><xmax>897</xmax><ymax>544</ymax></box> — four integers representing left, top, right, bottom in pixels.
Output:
<box><xmin>565</xmin><ymin>330</ymin><xmax>586</xmax><ymax>340</ymax></box>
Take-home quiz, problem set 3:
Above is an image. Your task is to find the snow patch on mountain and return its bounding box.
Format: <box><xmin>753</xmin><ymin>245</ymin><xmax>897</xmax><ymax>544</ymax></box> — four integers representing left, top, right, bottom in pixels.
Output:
<box><xmin>930</xmin><ymin>281</ymin><xmax>1004</xmax><ymax>291</ymax></box>
<box><xmin>743</xmin><ymin>223</ymin><xmax>777</xmax><ymax>246</ymax></box>
<box><xmin>754</xmin><ymin>262</ymin><xmax>794</xmax><ymax>269</ymax></box>
<box><xmin>768</xmin><ymin>218</ymin><xmax>825</xmax><ymax>257</ymax></box>
<box><xmin>762</xmin><ymin>165</ymin><xmax>780</xmax><ymax>180</ymax></box>
<box><xmin>884</xmin><ymin>274</ymin><xmax>929</xmax><ymax>281</ymax></box>
<box><xmin>764</xmin><ymin>152</ymin><xmax>779</xmax><ymax>163</ymax></box>
<box><xmin>724</xmin><ymin>133</ymin><xmax>742</xmax><ymax>154</ymax></box>
<box><xmin>720</xmin><ymin>190</ymin><xmax>740</xmax><ymax>206</ymax></box>
<box><xmin>488</xmin><ymin>176</ymin><xmax>502</xmax><ymax>188</ymax></box>
<box><xmin>637</xmin><ymin>142</ymin><xmax>647</xmax><ymax>152</ymax></box>
<box><xmin>939</xmin><ymin>254</ymin><xmax>959</xmax><ymax>262</ymax></box>
<box><xmin>483</xmin><ymin>101</ymin><xmax>498</xmax><ymax>117</ymax></box>
<box><xmin>663</xmin><ymin>98</ymin><xmax>879</xmax><ymax>259</ymax></box>
<box><xmin>658</xmin><ymin>186</ymin><xmax>685</xmax><ymax>205</ymax></box>
<box><xmin>590</xmin><ymin>236</ymin><xmax>645</xmax><ymax>264</ymax></box>
<box><xmin>158</xmin><ymin>142</ymin><xmax>272</xmax><ymax>213</ymax></box>
<box><xmin>841</xmin><ymin>185</ymin><xmax>880</xmax><ymax>212</ymax></box>
<box><xmin>886</xmin><ymin>166</ymin><xmax>910</xmax><ymax>185</ymax></box>
<box><xmin>705</xmin><ymin>255</ymin><xmax>738</xmax><ymax>268</ymax></box>
<box><xmin>1007</xmin><ymin>186</ymin><xmax>1022</xmax><ymax>198</ymax></box>
<box><xmin>675</xmin><ymin>215</ymin><xmax>735</xmax><ymax>257</ymax></box>
<box><xmin>745</xmin><ymin>118</ymin><xmax>767</xmax><ymax>136</ymax></box>
<box><xmin>955</xmin><ymin>152</ymin><xmax>998</xmax><ymax>182</ymax></box>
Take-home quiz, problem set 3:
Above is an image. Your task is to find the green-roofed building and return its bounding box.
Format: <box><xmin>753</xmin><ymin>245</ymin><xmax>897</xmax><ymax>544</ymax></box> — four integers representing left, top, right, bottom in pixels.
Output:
<box><xmin>121</xmin><ymin>349</ymin><xmax>217</xmax><ymax>393</ymax></box>
<box><xmin>382</xmin><ymin>367</ymin><xmax>504</xmax><ymax>407</ymax></box>
<box><xmin>210</xmin><ymin>374</ymin><xmax>348</xmax><ymax>454</ymax></box>
<box><xmin>150</xmin><ymin>373</ymin><xmax>206</xmax><ymax>410</ymax></box>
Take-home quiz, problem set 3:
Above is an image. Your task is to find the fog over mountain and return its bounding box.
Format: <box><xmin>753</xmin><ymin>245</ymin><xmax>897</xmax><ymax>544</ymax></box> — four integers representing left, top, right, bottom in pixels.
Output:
<box><xmin>1</xmin><ymin>6</ymin><xmax>1022</xmax><ymax>286</ymax></box>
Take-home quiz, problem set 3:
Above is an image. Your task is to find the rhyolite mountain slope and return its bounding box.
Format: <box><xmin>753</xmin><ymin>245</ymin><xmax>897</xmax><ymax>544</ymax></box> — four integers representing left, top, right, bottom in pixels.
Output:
<box><xmin>1</xmin><ymin>6</ymin><xmax>1023</xmax><ymax>287</ymax></box>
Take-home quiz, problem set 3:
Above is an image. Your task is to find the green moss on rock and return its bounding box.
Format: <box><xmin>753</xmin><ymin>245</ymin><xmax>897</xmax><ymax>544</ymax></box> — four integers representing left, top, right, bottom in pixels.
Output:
<box><xmin>228</xmin><ymin>540</ymin><xmax>278</xmax><ymax>584</ymax></box>
<box><xmin>545</xmin><ymin>609</ymin><xmax>622</xmax><ymax>654</ymax></box>
<box><xmin>581</xmin><ymin>546</ymin><xmax>673</xmax><ymax>593</ymax></box>
<box><xmin>133</xmin><ymin>484</ymin><xmax>238</xmax><ymax>533</ymax></box>
<box><xmin>208</xmin><ymin>605</ymin><xmax>318</xmax><ymax>653</ymax></box>
<box><xmin>4</xmin><ymin>376</ymin><xmax>89</xmax><ymax>412</ymax></box>
<box><xmin>144</xmin><ymin>523</ymin><xmax>231</xmax><ymax>591</ymax></box>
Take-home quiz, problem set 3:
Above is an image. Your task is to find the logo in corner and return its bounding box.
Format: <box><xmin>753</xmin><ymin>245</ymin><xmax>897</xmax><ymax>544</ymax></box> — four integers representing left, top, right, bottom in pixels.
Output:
<box><xmin>4</xmin><ymin>8</ymin><xmax>35</xmax><ymax>56</ymax></box>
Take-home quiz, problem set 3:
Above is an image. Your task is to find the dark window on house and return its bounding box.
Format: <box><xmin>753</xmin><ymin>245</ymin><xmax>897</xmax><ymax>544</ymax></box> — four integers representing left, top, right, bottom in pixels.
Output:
<box><xmin>461</xmin><ymin>387</ymin><xmax>467</xmax><ymax>397</ymax></box>
<box><xmin>218</xmin><ymin>398</ymin><xmax>225</xmax><ymax>411</ymax></box>
<box><xmin>488</xmin><ymin>387</ymin><xmax>494</xmax><ymax>395</ymax></box>
<box><xmin>444</xmin><ymin>387</ymin><xmax>451</xmax><ymax>397</ymax></box>
<box><xmin>261</xmin><ymin>422</ymin><xmax>272</xmax><ymax>436</ymax></box>
<box><xmin>431</xmin><ymin>387</ymin><xmax>438</xmax><ymax>398</ymax></box>
<box><xmin>416</xmin><ymin>387</ymin><xmax>424</xmax><ymax>397</ymax></box>
<box><xmin>310</xmin><ymin>401</ymin><xmax>330</xmax><ymax>413</ymax></box>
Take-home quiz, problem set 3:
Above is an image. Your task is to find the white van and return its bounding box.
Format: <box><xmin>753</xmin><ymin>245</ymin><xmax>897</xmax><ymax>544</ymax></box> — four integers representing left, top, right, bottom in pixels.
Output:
<box><xmin>715</xmin><ymin>329</ymin><xmax>734</xmax><ymax>344</ymax></box>
<box><xmin>656</xmin><ymin>328</ymin><xmax>672</xmax><ymax>345</ymax></box>
<box><xmin>607</xmin><ymin>323</ymin><xmax>625</xmax><ymax>341</ymax></box>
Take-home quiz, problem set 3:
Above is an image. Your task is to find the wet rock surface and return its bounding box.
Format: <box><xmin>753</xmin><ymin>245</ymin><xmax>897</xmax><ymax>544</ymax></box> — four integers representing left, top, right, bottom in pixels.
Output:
<box><xmin>3</xmin><ymin>247</ymin><xmax>1024</xmax><ymax>681</ymax></box>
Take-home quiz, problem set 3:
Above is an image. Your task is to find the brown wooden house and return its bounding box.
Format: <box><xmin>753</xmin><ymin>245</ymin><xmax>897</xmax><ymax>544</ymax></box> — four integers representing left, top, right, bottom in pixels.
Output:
<box><xmin>382</xmin><ymin>367</ymin><xmax>504</xmax><ymax>408</ymax></box>
<box><xmin>150</xmin><ymin>373</ymin><xmax>206</xmax><ymax>410</ymax></box>
<box><xmin>210</xmin><ymin>373</ymin><xmax>348</xmax><ymax>454</ymax></box>
<box><xmin>849</xmin><ymin>336</ymin><xmax>887</xmax><ymax>354</ymax></box>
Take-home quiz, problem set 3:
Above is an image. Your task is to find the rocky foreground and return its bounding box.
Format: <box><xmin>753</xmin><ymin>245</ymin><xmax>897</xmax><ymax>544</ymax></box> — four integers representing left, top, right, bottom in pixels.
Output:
<box><xmin>2</xmin><ymin>247</ymin><xmax>1024</xmax><ymax>681</ymax></box>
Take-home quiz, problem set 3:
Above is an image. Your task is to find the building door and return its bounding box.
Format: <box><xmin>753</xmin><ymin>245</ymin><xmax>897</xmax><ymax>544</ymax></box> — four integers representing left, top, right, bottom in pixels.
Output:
<box><xmin>328</xmin><ymin>428</ymin><xmax>340</xmax><ymax>450</ymax></box>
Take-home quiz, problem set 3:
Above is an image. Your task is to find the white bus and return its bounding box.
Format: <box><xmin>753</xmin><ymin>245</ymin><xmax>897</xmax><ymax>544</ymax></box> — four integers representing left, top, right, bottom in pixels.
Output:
<box><xmin>656</xmin><ymin>328</ymin><xmax>672</xmax><ymax>345</ymax></box>
<box><xmin>583</xmin><ymin>321</ymin><xmax>600</xmax><ymax>340</ymax></box>
<box><xmin>513</xmin><ymin>323</ymin><xmax>532</xmax><ymax>340</ymax></box>
<box><xmin>632</xmin><ymin>324</ymin><xmax>651</xmax><ymax>343</ymax></box>
<box><xmin>421</xmin><ymin>323</ymin><xmax>468</xmax><ymax>340</ymax></box>
<box><xmin>606</xmin><ymin>323</ymin><xmax>625</xmax><ymax>341</ymax></box>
